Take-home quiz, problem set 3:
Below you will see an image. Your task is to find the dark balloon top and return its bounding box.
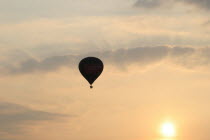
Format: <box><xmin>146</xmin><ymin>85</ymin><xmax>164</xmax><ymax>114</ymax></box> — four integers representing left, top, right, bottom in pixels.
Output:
<box><xmin>79</xmin><ymin>57</ymin><xmax>104</xmax><ymax>87</ymax></box>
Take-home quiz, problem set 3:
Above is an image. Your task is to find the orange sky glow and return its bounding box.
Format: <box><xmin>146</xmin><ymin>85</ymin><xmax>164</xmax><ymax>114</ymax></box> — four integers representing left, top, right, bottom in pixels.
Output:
<box><xmin>0</xmin><ymin>0</ymin><xmax>210</xmax><ymax>140</ymax></box>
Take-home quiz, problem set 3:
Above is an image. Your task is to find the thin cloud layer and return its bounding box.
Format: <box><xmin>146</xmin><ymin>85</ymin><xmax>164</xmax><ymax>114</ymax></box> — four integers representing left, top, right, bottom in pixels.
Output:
<box><xmin>0</xmin><ymin>0</ymin><xmax>133</xmax><ymax>22</ymax></box>
<box><xmin>135</xmin><ymin>0</ymin><xmax>210</xmax><ymax>10</ymax></box>
<box><xmin>134</xmin><ymin>0</ymin><xmax>169</xmax><ymax>8</ymax></box>
<box><xmin>0</xmin><ymin>102</ymin><xmax>68</xmax><ymax>134</ymax></box>
<box><xmin>8</xmin><ymin>55</ymin><xmax>78</xmax><ymax>74</ymax></box>
<box><xmin>3</xmin><ymin>46</ymin><xmax>210</xmax><ymax>74</ymax></box>
<box><xmin>183</xmin><ymin>0</ymin><xmax>210</xmax><ymax>10</ymax></box>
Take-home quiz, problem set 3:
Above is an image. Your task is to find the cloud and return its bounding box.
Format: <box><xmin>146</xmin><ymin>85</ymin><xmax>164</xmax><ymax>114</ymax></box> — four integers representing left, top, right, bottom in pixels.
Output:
<box><xmin>8</xmin><ymin>55</ymin><xmax>78</xmax><ymax>74</ymax></box>
<box><xmin>134</xmin><ymin>0</ymin><xmax>210</xmax><ymax>10</ymax></box>
<box><xmin>134</xmin><ymin>0</ymin><xmax>168</xmax><ymax>8</ymax></box>
<box><xmin>0</xmin><ymin>102</ymin><xmax>68</xmax><ymax>134</ymax></box>
<box><xmin>203</xmin><ymin>19</ymin><xmax>210</xmax><ymax>26</ymax></box>
<box><xmin>3</xmin><ymin>46</ymin><xmax>210</xmax><ymax>74</ymax></box>
<box><xmin>0</xmin><ymin>0</ymin><xmax>134</xmax><ymax>22</ymax></box>
<box><xmin>1</xmin><ymin>46</ymin><xmax>169</xmax><ymax>74</ymax></box>
<box><xmin>182</xmin><ymin>0</ymin><xmax>210</xmax><ymax>10</ymax></box>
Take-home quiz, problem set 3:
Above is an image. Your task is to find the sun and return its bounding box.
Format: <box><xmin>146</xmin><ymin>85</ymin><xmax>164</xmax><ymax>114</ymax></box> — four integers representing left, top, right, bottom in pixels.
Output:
<box><xmin>160</xmin><ymin>122</ymin><xmax>176</xmax><ymax>138</ymax></box>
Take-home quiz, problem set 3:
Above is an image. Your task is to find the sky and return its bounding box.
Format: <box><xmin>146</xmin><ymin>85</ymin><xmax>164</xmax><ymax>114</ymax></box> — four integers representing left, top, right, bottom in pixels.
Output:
<box><xmin>0</xmin><ymin>0</ymin><xmax>210</xmax><ymax>140</ymax></box>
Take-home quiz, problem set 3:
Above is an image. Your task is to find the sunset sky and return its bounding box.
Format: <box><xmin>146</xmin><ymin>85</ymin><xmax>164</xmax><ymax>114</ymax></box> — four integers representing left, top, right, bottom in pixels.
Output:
<box><xmin>0</xmin><ymin>0</ymin><xmax>210</xmax><ymax>140</ymax></box>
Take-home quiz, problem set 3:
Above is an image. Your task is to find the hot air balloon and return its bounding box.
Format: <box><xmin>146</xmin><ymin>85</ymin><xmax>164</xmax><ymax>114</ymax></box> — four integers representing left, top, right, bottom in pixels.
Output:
<box><xmin>79</xmin><ymin>57</ymin><xmax>104</xmax><ymax>89</ymax></box>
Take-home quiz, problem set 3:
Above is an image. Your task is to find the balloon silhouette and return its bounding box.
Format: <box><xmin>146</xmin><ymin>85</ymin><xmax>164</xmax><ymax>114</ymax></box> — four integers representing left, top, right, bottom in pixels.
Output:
<box><xmin>79</xmin><ymin>57</ymin><xmax>104</xmax><ymax>88</ymax></box>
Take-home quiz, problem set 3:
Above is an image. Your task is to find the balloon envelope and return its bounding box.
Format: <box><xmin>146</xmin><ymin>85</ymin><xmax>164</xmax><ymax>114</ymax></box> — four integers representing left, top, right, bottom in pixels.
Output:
<box><xmin>79</xmin><ymin>57</ymin><xmax>103</xmax><ymax>88</ymax></box>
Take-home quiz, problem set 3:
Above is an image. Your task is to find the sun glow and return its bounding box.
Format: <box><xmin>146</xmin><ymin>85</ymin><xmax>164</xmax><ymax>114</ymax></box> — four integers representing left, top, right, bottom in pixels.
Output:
<box><xmin>161</xmin><ymin>122</ymin><xmax>176</xmax><ymax>138</ymax></box>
